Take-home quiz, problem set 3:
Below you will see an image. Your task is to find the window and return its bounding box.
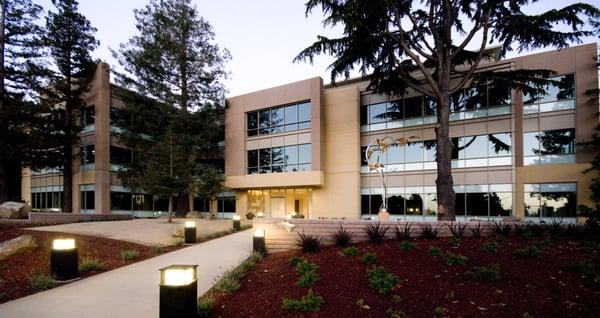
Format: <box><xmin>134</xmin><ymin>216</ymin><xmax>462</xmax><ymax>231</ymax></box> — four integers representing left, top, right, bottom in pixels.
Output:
<box><xmin>81</xmin><ymin>145</ymin><xmax>95</xmax><ymax>170</ymax></box>
<box><xmin>81</xmin><ymin>105</ymin><xmax>95</xmax><ymax>127</ymax></box>
<box><xmin>523</xmin><ymin>129</ymin><xmax>575</xmax><ymax>165</ymax></box>
<box><xmin>193</xmin><ymin>197</ymin><xmax>211</xmax><ymax>212</ymax></box>
<box><xmin>524</xmin><ymin>183</ymin><xmax>576</xmax><ymax>218</ymax></box>
<box><xmin>524</xmin><ymin>74</ymin><xmax>575</xmax><ymax>113</ymax></box>
<box><xmin>111</xmin><ymin>192</ymin><xmax>132</xmax><ymax>211</ymax></box>
<box><xmin>110</xmin><ymin>107</ymin><xmax>130</xmax><ymax>131</ymax></box>
<box><xmin>217</xmin><ymin>196</ymin><xmax>236</xmax><ymax>213</ymax></box>
<box><xmin>31</xmin><ymin>189</ymin><xmax>63</xmax><ymax>211</ymax></box>
<box><xmin>110</xmin><ymin>147</ymin><xmax>132</xmax><ymax>165</ymax></box>
<box><xmin>247</xmin><ymin>144</ymin><xmax>311</xmax><ymax>174</ymax></box>
<box><xmin>246</xmin><ymin>101</ymin><xmax>311</xmax><ymax>137</ymax></box>
<box><xmin>133</xmin><ymin>194</ymin><xmax>153</xmax><ymax>211</ymax></box>
<box><xmin>81</xmin><ymin>190</ymin><xmax>94</xmax><ymax>210</ymax></box>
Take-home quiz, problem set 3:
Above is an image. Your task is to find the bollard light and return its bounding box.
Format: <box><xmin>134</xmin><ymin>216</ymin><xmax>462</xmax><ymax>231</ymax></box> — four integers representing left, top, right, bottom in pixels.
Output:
<box><xmin>285</xmin><ymin>214</ymin><xmax>292</xmax><ymax>220</ymax></box>
<box><xmin>184</xmin><ymin>221</ymin><xmax>196</xmax><ymax>244</ymax></box>
<box><xmin>232</xmin><ymin>215</ymin><xmax>241</xmax><ymax>231</ymax></box>
<box><xmin>51</xmin><ymin>238</ymin><xmax>78</xmax><ymax>281</ymax></box>
<box><xmin>257</xmin><ymin>212</ymin><xmax>264</xmax><ymax>218</ymax></box>
<box><xmin>253</xmin><ymin>229</ymin><xmax>266</xmax><ymax>255</ymax></box>
<box><xmin>159</xmin><ymin>265</ymin><xmax>198</xmax><ymax>318</ymax></box>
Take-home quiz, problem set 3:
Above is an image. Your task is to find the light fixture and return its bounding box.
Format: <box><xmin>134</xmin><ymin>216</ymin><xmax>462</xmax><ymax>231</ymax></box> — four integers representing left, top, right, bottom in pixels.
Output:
<box><xmin>253</xmin><ymin>229</ymin><xmax>266</xmax><ymax>255</ymax></box>
<box><xmin>232</xmin><ymin>215</ymin><xmax>241</xmax><ymax>231</ymax></box>
<box><xmin>159</xmin><ymin>265</ymin><xmax>198</xmax><ymax>318</ymax></box>
<box><xmin>257</xmin><ymin>211</ymin><xmax>264</xmax><ymax>218</ymax></box>
<box><xmin>50</xmin><ymin>238</ymin><xmax>78</xmax><ymax>281</ymax></box>
<box><xmin>184</xmin><ymin>221</ymin><xmax>196</xmax><ymax>244</ymax></box>
<box><xmin>285</xmin><ymin>214</ymin><xmax>292</xmax><ymax>220</ymax></box>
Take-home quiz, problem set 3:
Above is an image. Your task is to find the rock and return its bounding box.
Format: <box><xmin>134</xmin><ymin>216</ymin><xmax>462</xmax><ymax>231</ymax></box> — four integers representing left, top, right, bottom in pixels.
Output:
<box><xmin>170</xmin><ymin>225</ymin><xmax>183</xmax><ymax>238</ymax></box>
<box><xmin>0</xmin><ymin>201</ymin><xmax>32</xmax><ymax>219</ymax></box>
<box><xmin>0</xmin><ymin>235</ymin><xmax>38</xmax><ymax>261</ymax></box>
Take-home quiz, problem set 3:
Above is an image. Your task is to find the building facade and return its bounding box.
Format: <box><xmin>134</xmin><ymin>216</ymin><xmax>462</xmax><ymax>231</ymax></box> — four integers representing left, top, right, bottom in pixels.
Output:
<box><xmin>225</xmin><ymin>43</ymin><xmax>599</xmax><ymax>221</ymax></box>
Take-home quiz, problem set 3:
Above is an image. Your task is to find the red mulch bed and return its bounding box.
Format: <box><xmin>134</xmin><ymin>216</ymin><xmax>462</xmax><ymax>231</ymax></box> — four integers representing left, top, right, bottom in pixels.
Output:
<box><xmin>0</xmin><ymin>223</ymin><xmax>180</xmax><ymax>304</ymax></box>
<box><xmin>211</xmin><ymin>236</ymin><xmax>600</xmax><ymax>317</ymax></box>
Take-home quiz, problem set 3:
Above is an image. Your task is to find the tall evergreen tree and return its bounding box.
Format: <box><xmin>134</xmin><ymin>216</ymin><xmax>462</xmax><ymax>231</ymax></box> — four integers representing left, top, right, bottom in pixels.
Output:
<box><xmin>114</xmin><ymin>0</ymin><xmax>229</xmax><ymax>217</ymax></box>
<box><xmin>43</xmin><ymin>0</ymin><xmax>98</xmax><ymax>212</ymax></box>
<box><xmin>295</xmin><ymin>0</ymin><xmax>600</xmax><ymax>220</ymax></box>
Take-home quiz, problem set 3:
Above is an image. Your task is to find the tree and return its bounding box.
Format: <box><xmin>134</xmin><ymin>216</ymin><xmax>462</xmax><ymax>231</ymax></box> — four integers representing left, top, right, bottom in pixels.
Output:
<box><xmin>43</xmin><ymin>0</ymin><xmax>98</xmax><ymax>212</ymax></box>
<box><xmin>295</xmin><ymin>0</ymin><xmax>600</xmax><ymax>220</ymax></box>
<box><xmin>0</xmin><ymin>0</ymin><xmax>53</xmax><ymax>203</ymax></box>
<box><xmin>114</xmin><ymin>0</ymin><xmax>229</xmax><ymax>217</ymax></box>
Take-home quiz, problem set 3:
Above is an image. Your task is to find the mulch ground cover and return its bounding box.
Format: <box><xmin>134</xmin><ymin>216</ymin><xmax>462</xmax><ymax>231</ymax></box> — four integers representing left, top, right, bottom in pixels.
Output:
<box><xmin>211</xmin><ymin>235</ymin><xmax>600</xmax><ymax>317</ymax></box>
<box><xmin>0</xmin><ymin>223</ymin><xmax>180</xmax><ymax>304</ymax></box>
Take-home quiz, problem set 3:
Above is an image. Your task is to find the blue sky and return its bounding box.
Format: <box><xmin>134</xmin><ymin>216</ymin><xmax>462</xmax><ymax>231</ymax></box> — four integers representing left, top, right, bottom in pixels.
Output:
<box><xmin>36</xmin><ymin>0</ymin><xmax>598</xmax><ymax>97</ymax></box>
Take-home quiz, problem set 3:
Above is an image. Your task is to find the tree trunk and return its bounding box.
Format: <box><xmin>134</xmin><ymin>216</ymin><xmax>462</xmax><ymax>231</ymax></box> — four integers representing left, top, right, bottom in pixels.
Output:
<box><xmin>0</xmin><ymin>162</ymin><xmax>7</xmax><ymax>203</ymax></box>
<box><xmin>62</xmin><ymin>142</ymin><xmax>73</xmax><ymax>213</ymax></box>
<box><xmin>0</xmin><ymin>1</ymin><xmax>8</xmax><ymax>203</ymax></box>
<box><xmin>167</xmin><ymin>193</ymin><xmax>173</xmax><ymax>223</ymax></box>
<box><xmin>435</xmin><ymin>93</ymin><xmax>456</xmax><ymax>221</ymax></box>
<box><xmin>176</xmin><ymin>191</ymin><xmax>190</xmax><ymax>216</ymax></box>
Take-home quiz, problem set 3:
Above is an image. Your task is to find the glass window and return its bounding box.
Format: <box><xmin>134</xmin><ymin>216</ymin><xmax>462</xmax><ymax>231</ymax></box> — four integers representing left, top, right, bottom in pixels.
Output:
<box><xmin>110</xmin><ymin>192</ymin><xmax>131</xmax><ymax>211</ymax></box>
<box><xmin>81</xmin><ymin>191</ymin><xmax>95</xmax><ymax>210</ymax></box>
<box><xmin>463</xmin><ymin>136</ymin><xmax>488</xmax><ymax>159</ymax></box>
<box><xmin>298</xmin><ymin>102</ymin><xmax>311</xmax><ymax>123</ymax></box>
<box><xmin>110</xmin><ymin>147</ymin><xmax>132</xmax><ymax>165</ymax></box>
<box><xmin>361</xmin><ymin>195</ymin><xmax>370</xmax><ymax>214</ymax></box>
<box><xmin>424</xmin><ymin>97</ymin><xmax>437</xmax><ymax>116</ymax></box>
<box><xmin>466</xmin><ymin>192</ymin><xmax>488</xmax><ymax>216</ymax></box>
<box><xmin>369</xmin><ymin>103</ymin><xmax>387</xmax><ymax>124</ymax></box>
<box><xmin>405</xmin><ymin>142</ymin><xmax>423</xmax><ymax>163</ymax></box>
<box><xmin>272</xmin><ymin>147</ymin><xmax>284</xmax><ymax>165</ymax></box>
<box><xmin>488</xmin><ymin>192</ymin><xmax>512</xmax><ymax>216</ymax></box>
<box><xmin>523</xmin><ymin>132</ymin><xmax>539</xmax><ymax>156</ymax></box>
<box><xmin>270</xmin><ymin>107</ymin><xmax>284</xmax><ymax>133</ymax></box>
<box><xmin>285</xmin><ymin>145</ymin><xmax>298</xmax><ymax>165</ymax></box>
<box><xmin>386</xmin><ymin>101</ymin><xmax>403</xmax><ymax>121</ymax></box>
<box><xmin>423</xmin><ymin>140</ymin><xmax>436</xmax><ymax>162</ymax></box>
<box><xmin>247</xmin><ymin>150</ymin><xmax>258</xmax><ymax>174</ymax></box>
<box><xmin>387</xmin><ymin>144</ymin><xmax>404</xmax><ymax>164</ymax></box>
<box><xmin>488</xmin><ymin>133</ymin><xmax>511</xmax><ymax>157</ymax></box>
<box><xmin>82</xmin><ymin>105</ymin><xmax>95</xmax><ymax>126</ymax></box>
<box><xmin>298</xmin><ymin>144</ymin><xmax>311</xmax><ymax>164</ymax></box>
<box><xmin>387</xmin><ymin>194</ymin><xmax>405</xmax><ymax>215</ymax></box>
<box><xmin>404</xmin><ymin>97</ymin><xmax>423</xmax><ymax>118</ymax></box>
<box><xmin>285</xmin><ymin>104</ymin><xmax>298</xmax><ymax>124</ymax></box>
<box><xmin>524</xmin><ymin>183</ymin><xmax>577</xmax><ymax>218</ymax></box>
<box><xmin>539</xmin><ymin>129</ymin><xmax>575</xmax><ymax>155</ymax></box>
<box><xmin>110</xmin><ymin>107</ymin><xmax>129</xmax><ymax>128</ymax></box>
<box><xmin>405</xmin><ymin>193</ymin><xmax>423</xmax><ymax>215</ymax></box>
<box><xmin>258</xmin><ymin>110</ymin><xmax>270</xmax><ymax>135</ymax></box>
<box><xmin>133</xmin><ymin>194</ymin><xmax>153</xmax><ymax>211</ymax></box>
<box><xmin>455</xmin><ymin>193</ymin><xmax>466</xmax><ymax>216</ymax></box>
<box><xmin>247</xmin><ymin>112</ymin><xmax>258</xmax><ymax>130</ymax></box>
<box><xmin>360</xmin><ymin>106</ymin><xmax>368</xmax><ymax>125</ymax></box>
<box><xmin>81</xmin><ymin>145</ymin><xmax>95</xmax><ymax>165</ymax></box>
<box><xmin>463</xmin><ymin>86</ymin><xmax>486</xmax><ymax>110</ymax></box>
<box><xmin>424</xmin><ymin>192</ymin><xmax>437</xmax><ymax>216</ymax></box>
<box><xmin>370</xmin><ymin>195</ymin><xmax>383</xmax><ymax>214</ymax></box>
<box><xmin>488</xmin><ymin>85</ymin><xmax>511</xmax><ymax>107</ymax></box>
<box><xmin>540</xmin><ymin>75</ymin><xmax>575</xmax><ymax>103</ymax></box>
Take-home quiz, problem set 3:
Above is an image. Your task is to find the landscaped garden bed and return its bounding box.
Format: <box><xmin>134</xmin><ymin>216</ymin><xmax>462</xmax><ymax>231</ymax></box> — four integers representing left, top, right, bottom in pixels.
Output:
<box><xmin>208</xmin><ymin>224</ymin><xmax>600</xmax><ymax>317</ymax></box>
<box><xmin>0</xmin><ymin>223</ymin><xmax>181</xmax><ymax>304</ymax></box>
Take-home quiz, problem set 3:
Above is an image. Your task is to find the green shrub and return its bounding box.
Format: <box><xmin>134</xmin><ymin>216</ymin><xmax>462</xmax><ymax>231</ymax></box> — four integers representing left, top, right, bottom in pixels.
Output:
<box><xmin>78</xmin><ymin>257</ymin><xmax>105</xmax><ymax>272</ymax></box>
<box><xmin>514</xmin><ymin>224</ymin><xmax>532</xmax><ymax>241</ymax></box>
<box><xmin>469</xmin><ymin>222</ymin><xmax>483</xmax><ymax>238</ymax></box>
<box><xmin>341</xmin><ymin>246</ymin><xmax>360</xmax><ymax>256</ymax></box>
<box><xmin>28</xmin><ymin>271</ymin><xmax>56</xmax><ymax>291</ymax></box>
<box><xmin>366</xmin><ymin>266</ymin><xmax>399</xmax><ymax>295</ymax></box>
<box><xmin>172</xmin><ymin>238</ymin><xmax>184</xmax><ymax>246</ymax></box>
<box><xmin>120</xmin><ymin>249</ymin><xmax>140</xmax><ymax>261</ymax></box>
<box><xmin>330</xmin><ymin>225</ymin><xmax>353</xmax><ymax>247</ymax></box>
<box><xmin>420</xmin><ymin>224</ymin><xmax>440</xmax><ymax>240</ymax></box>
<box><xmin>289</xmin><ymin>256</ymin><xmax>306</xmax><ymax>266</ymax></box>
<box><xmin>295</xmin><ymin>260</ymin><xmax>319</xmax><ymax>277</ymax></box>
<box><xmin>394</xmin><ymin>222</ymin><xmax>413</xmax><ymax>241</ymax></box>
<box><xmin>527</xmin><ymin>223</ymin><xmax>546</xmax><ymax>237</ymax></box>
<box><xmin>429</xmin><ymin>246</ymin><xmax>443</xmax><ymax>257</ymax></box>
<box><xmin>360</xmin><ymin>252</ymin><xmax>378</xmax><ymax>264</ymax></box>
<box><xmin>514</xmin><ymin>245</ymin><xmax>541</xmax><ymax>258</ymax></box>
<box><xmin>446</xmin><ymin>222</ymin><xmax>468</xmax><ymax>238</ymax></box>
<box><xmin>448</xmin><ymin>237</ymin><xmax>461</xmax><ymax>247</ymax></box>
<box><xmin>481</xmin><ymin>240</ymin><xmax>499</xmax><ymax>252</ymax></box>
<box><xmin>296</xmin><ymin>232</ymin><xmax>322</xmax><ymax>253</ymax></box>
<box><xmin>491</xmin><ymin>221</ymin><xmax>512</xmax><ymax>237</ymax></box>
<box><xmin>282</xmin><ymin>289</ymin><xmax>324</xmax><ymax>312</ymax></box>
<box><xmin>444</xmin><ymin>252</ymin><xmax>468</xmax><ymax>265</ymax></box>
<box><xmin>296</xmin><ymin>270</ymin><xmax>319</xmax><ymax>287</ymax></box>
<box><xmin>364</xmin><ymin>222</ymin><xmax>389</xmax><ymax>243</ymax></box>
<box><xmin>197</xmin><ymin>297</ymin><xmax>213</xmax><ymax>318</ymax></box>
<box><xmin>467</xmin><ymin>264</ymin><xmax>502</xmax><ymax>282</ymax></box>
<box><xmin>565</xmin><ymin>259</ymin><xmax>595</xmax><ymax>276</ymax></box>
<box><xmin>150</xmin><ymin>244</ymin><xmax>164</xmax><ymax>253</ymax></box>
<box><xmin>387</xmin><ymin>308</ymin><xmax>408</xmax><ymax>318</ymax></box>
<box><xmin>433</xmin><ymin>306</ymin><xmax>447</xmax><ymax>315</ymax></box>
<box><xmin>399</xmin><ymin>240</ymin><xmax>416</xmax><ymax>251</ymax></box>
<box><xmin>214</xmin><ymin>252</ymin><xmax>263</xmax><ymax>294</ymax></box>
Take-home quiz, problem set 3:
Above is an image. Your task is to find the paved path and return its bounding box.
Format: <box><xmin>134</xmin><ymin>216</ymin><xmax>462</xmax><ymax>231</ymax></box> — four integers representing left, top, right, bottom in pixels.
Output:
<box><xmin>0</xmin><ymin>229</ymin><xmax>253</xmax><ymax>318</ymax></box>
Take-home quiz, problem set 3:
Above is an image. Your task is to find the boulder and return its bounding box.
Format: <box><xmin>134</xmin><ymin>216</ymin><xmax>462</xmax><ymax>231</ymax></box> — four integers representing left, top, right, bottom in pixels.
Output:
<box><xmin>0</xmin><ymin>201</ymin><xmax>32</xmax><ymax>219</ymax></box>
<box><xmin>0</xmin><ymin>235</ymin><xmax>38</xmax><ymax>261</ymax></box>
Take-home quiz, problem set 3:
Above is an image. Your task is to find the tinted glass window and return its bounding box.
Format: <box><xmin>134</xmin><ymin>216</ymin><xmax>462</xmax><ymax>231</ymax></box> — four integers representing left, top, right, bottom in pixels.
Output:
<box><xmin>488</xmin><ymin>85</ymin><xmax>511</xmax><ymax>106</ymax></box>
<box><xmin>404</xmin><ymin>97</ymin><xmax>423</xmax><ymax>118</ymax></box>
<box><xmin>424</xmin><ymin>97</ymin><xmax>437</xmax><ymax>116</ymax></box>
<box><xmin>387</xmin><ymin>194</ymin><xmax>404</xmax><ymax>214</ymax></box>
<box><xmin>466</xmin><ymin>192</ymin><xmax>488</xmax><ymax>216</ymax></box>
<box><xmin>259</xmin><ymin>148</ymin><xmax>271</xmax><ymax>167</ymax></box>
<box><xmin>406</xmin><ymin>193</ymin><xmax>423</xmax><ymax>215</ymax></box>
<box><xmin>298</xmin><ymin>103</ymin><xmax>311</xmax><ymax>123</ymax></box>
<box><xmin>386</xmin><ymin>101</ymin><xmax>403</xmax><ymax>120</ymax></box>
<box><xmin>259</xmin><ymin>110</ymin><xmax>270</xmax><ymax>134</ymax></box>
<box><xmin>369</xmin><ymin>103</ymin><xmax>387</xmax><ymax>124</ymax></box>
<box><xmin>247</xmin><ymin>112</ymin><xmax>258</xmax><ymax>130</ymax></box>
<box><xmin>540</xmin><ymin>75</ymin><xmax>575</xmax><ymax>103</ymax></box>
<box><xmin>247</xmin><ymin>150</ymin><xmax>258</xmax><ymax>167</ymax></box>
<box><xmin>285</xmin><ymin>145</ymin><xmax>298</xmax><ymax>165</ymax></box>
<box><xmin>539</xmin><ymin>129</ymin><xmax>575</xmax><ymax>155</ymax></box>
<box><xmin>387</xmin><ymin>144</ymin><xmax>404</xmax><ymax>164</ymax></box>
<box><xmin>361</xmin><ymin>195</ymin><xmax>370</xmax><ymax>214</ymax></box>
<box><xmin>488</xmin><ymin>133</ymin><xmax>511</xmax><ymax>157</ymax></box>
<box><xmin>271</xmin><ymin>147</ymin><xmax>284</xmax><ymax>165</ymax></box>
<box><xmin>298</xmin><ymin>144</ymin><xmax>311</xmax><ymax>164</ymax></box>
<box><xmin>81</xmin><ymin>145</ymin><xmax>95</xmax><ymax>164</ymax></box>
<box><xmin>463</xmin><ymin>136</ymin><xmax>488</xmax><ymax>158</ymax></box>
<box><xmin>405</xmin><ymin>142</ymin><xmax>423</xmax><ymax>162</ymax></box>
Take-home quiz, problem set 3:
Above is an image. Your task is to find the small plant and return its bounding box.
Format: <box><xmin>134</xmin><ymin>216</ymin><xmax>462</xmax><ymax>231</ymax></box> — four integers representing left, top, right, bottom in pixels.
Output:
<box><xmin>420</xmin><ymin>224</ymin><xmax>439</xmax><ymax>240</ymax></box>
<box><xmin>429</xmin><ymin>246</ymin><xmax>444</xmax><ymax>257</ymax></box>
<box><xmin>331</xmin><ymin>225</ymin><xmax>353</xmax><ymax>247</ymax></box>
<box><xmin>360</xmin><ymin>252</ymin><xmax>378</xmax><ymax>264</ymax></box>
<box><xmin>448</xmin><ymin>236</ymin><xmax>461</xmax><ymax>247</ymax></box>
<box><xmin>289</xmin><ymin>256</ymin><xmax>306</xmax><ymax>266</ymax></box>
<box><xmin>469</xmin><ymin>222</ymin><xmax>483</xmax><ymax>238</ymax></box>
<box><xmin>481</xmin><ymin>240</ymin><xmax>499</xmax><ymax>252</ymax></box>
<box><xmin>120</xmin><ymin>249</ymin><xmax>139</xmax><ymax>261</ymax></box>
<box><xmin>514</xmin><ymin>224</ymin><xmax>532</xmax><ymax>241</ymax></box>
<box><xmin>547</xmin><ymin>219</ymin><xmax>564</xmax><ymax>237</ymax></box>
<box><xmin>293</xmin><ymin>258</ymin><xmax>320</xmax><ymax>288</ymax></box>
<box><xmin>490</xmin><ymin>221</ymin><xmax>512</xmax><ymax>237</ymax></box>
<box><xmin>514</xmin><ymin>245</ymin><xmax>541</xmax><ymax>258</ymax></box>
<box><xmin>565</xmin><ymin>259</ymin><xmax>595</xmax><ymax>276</ymax></box>
<box><xmin>78</xmin><ymin>257</ymin><xmax>105</xmax><ymax>272</ymax></box>
<box><xmin>394</xmin><ymin>222</ymin><xmax>413</xmax><ymax>241</ymax></box>
<box><xmin>364</xmin><ymin>222</ymin><xmax>389</xmax><ymax>243</ymax></box>
<box><xmin>387</xmin><ymin>308</ymin><xmax>408</xmax><ymax>318</ymax></box>
<box><xmin>197</xmin><ymin>297</ymin><xmax>213</xmax><ymax>318</ymax></box>
<box><xmin>467</xmin><ymin>264</ymin><xmax>502</xmax><ymax>282</ymax></box>
<box><xmin>433</xmin><ymin>306</ymin><xmax>447</xmax><ymax>316</ymax></box>
<box><xmin>150</xmin><ymin>244</ymin><xmax>164</xmax><ymax>253</ymax></box>
<box><xmin>399</xmin><ymin>240</ymin><xmax>416</xmax><ymax>251</ymax></box>
<box><xmin>172</xmin><ymin>238</ymin><xmax>184</xmax><ymax>246</ymax></box>
<box><xmin>356</xmin><ymin>298</ymin><xmax>368</xmax><ymax>309</ymax></box>
<box><xmin>214</xmin><ymin>252</ymin><xmax>263</xmax><ymax>294</ymax></box>
<box><xmin>444</xmin><ymin>252</ymin><xmax>468</xmax><ymax>265</ymax></box>
<box><xmin>527</xmin><ymin>223</ymin><xmax>546</xmax><ymax>237</ymax></box>
<box><xmin>367</xmin><ymin>266</ymin><xmax>399</xmax><ymax>295</ymax></box>
<box><xmin>297</xmin><ymin>270</ymin><xmax>319</xmax><ymax>287</ymax></box>
<box><xmin>446</xmin><ymin>222</ymin><xmax>468</xmax><ymax>238</ymax></box>
<box><xmin>392</xmin><ymin>294</ymin><xmax>402</xmax><ymax>303</ymax></box>
<box><xmin>296</xmin><ymin>232</ymin><xmax>322</xmax><ymax>253</ymax></box>
<box><xmin>341</xmin><ymin>246</ymin><xmax>360</xmax><ymax>256</ymax></box>
<box><xmin>295</xmin><ymin>260</ymin><xmax>319</xmax><ymax>277</ymax></box>
<box><xmin>282</xmin><ymin>289</ymin><xmax>325</xmax><ymax>312</ymax></box>
<box><xmin>28</xmin><ymin>271</ymin><xmax>56</xmax><ymax>291</ymax></box>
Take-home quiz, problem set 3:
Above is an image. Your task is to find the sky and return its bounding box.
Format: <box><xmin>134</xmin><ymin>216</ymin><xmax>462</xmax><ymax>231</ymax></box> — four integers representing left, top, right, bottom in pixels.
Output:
<box><xmin>36</xmin><ymin>0</ymin><xmax>598</xmax><ymax>97</ymax></box>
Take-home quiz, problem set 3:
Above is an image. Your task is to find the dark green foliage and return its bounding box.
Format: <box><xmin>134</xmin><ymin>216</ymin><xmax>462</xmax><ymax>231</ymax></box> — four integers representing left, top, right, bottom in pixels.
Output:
<box><xmin>467</xmin><ymin>264</ymin><xmax>502</xmax><ymax>282</ymax></box>
<box><xmin>214</xmin><ymin>252</ymin><xmax>263</xmax><ymax>294</ymax></box>
<box><xmin>469</xmin><ymin>222</ymin><xmax>483</xmax><ymax>238</ymax></box>
<box><xmin>78</xmin><ymin>257</ymin><xmax>105</xmax><ymax>272</ymax></box>
<box><xmin>28</xmin><ymin>271</ymin><xmax>56</xmax><ymax>291</ymax></box>
<box><xmin>481</xmin><ymin>240</ymin><xmax>500</xmax><ymax>253</ymax></box>
<box><xmin>282</xmin><ymin>289</ymin><xmax>325</xmax><ymax>312</ymax></box>
<box><xmin>340</xmin><ymin>246</ymin><xmax>359</xmax><ymax>256</ymax></box>
<box><xmin>296</xmin><ymin>232</ymin><xmax>322</xmax><ymax>253</ymax></box>
<box><xmin>289</xmin><ymin>256</ymin><xmax>306</xmax><ymax>267</ymax></box>
<box><xmin>330</xmin><ymin>225</ymin><xmax>353</xmax><ymax>247</ymax></box>
<box><xmin>527</xmin><ymin>223</ymin><xmax>546</xmax><ymax>237</ymax></box>
<box><xmin>420</xmin><ymin>224</ymin><xmax>439</xmax><ymax>240</ymax></box>
<box><xmin>444</xmin><ymin>252</ymin><xmax>468</xmax><ymax>265</ymax></box>
<box><xmin>386</xmin><ymin>308</ymin><xmax>408</xmax><ymax>318</ymax></box>
<box><xmin>366</xmin><ymin>266</ymin><xmax>399</xmax><ymax>295</ymax></box>
<box><xmin>399</xmin><ymin>241</ymin><xmax>416</xmax><ymax>251</ymax></box>
<box><xmin>120</xmin><ymin>249</ymin><xmax>139</xmax><ymax>260</ymax></box>
<box><xmin>295</xmin><ymin>260</ymin><xmax>318</xmax><ymax>277</ymax></box>
<box><xmin>293</xmin><ymin>258</ymin><xmax>320</xmax><ymax>288</ymax></box>
<box><xmin>564</xmin><ymin>259</ymin><xmax>595</xmax><ymax>276</ymax></box>
<box><xmin>446</xmin><ymin>222</ymin><xmax>467</xmax><ymax>238</ymax></box>
<box><xmin>490</xmin><ymin>221</ymin><xmax>512</xmax><ymax>237</ymax></box>
<box><xmin>547</xmin><ymin>219</ymin><xmax>565</xmax><ymax>237</ymax></box>
<box><xmin>514</xmin><ymin>224</ymin><xmax>532</xmax><ymax>241</ymax></box>
<box><xmin>297</xmin><ymin>270</ymin><xmax>319</xmax><ymax>287</ymax></box>
<box><xmin>514</xmin><ymin>245</ymin><xmax>542</xmax><ymax>258</ymax></box>
<box><xmin>448</xmin><ymin>237</ymin><xmax>461</xmax><ymax>247</ymax></box>
<box><xmin>394</xmin><ymin>222</ymin><xmax>413</xmax><ymax>241</ymax></box>
<box><xmin>197</xmin><ymin>297</ymin><xmax>213</xmax><ymax>318</ymax></box>
<box><xmin>364</xmin><ymin>222</ymin><xmax>389</xmax><ymax>243</ymax></box>
<box><xmin>429</xmin><ymin>246</ymin><xmax>443</xmax><ymax>257</ymax></box>
<box><xmin>360</xmin><ymin>252</ymin><xmax>378</xmax><ymax>264</ymax></box>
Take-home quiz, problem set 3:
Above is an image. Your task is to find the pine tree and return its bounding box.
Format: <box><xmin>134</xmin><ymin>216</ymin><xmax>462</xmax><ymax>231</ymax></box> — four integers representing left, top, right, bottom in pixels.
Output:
<box><xmin>114</xmin><ymin>0</ymin><xmax>229</xmax><ymax>218</ymax></box>
<box><xmin>295</xmin><ymin>0</ymin><xmax>600</xmax><ymax>220</ymax></box>
<box><xmin>43</xmin><ymin>0</ymin><xmax>98</xmax><ymax>212</ymax></box>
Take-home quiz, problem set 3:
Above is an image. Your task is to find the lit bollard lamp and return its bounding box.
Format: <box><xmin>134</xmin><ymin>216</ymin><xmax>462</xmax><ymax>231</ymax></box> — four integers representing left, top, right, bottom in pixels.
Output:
<box><xmin>159</xmin><ymin>265</ymin><xmax>198</xmax><ymax>318</ymax></box>
<box><xmin>232</xmin><ymin>215</ymin><xmax>241</xmax><ymax>231</ymax></box>
<box><xmin>51</xmin><ymin>238</ymin><xmax>78</xmax><ymax>281</ymax></box>
<box><xmin>253</xmin><ymin>229</ymin><xmax>266</xmax><ymax>255</ymax></box>
<box><xmin>184</xmin><ymin>221</ymin><xmax>196</xmax><ymax>244</ymax></box>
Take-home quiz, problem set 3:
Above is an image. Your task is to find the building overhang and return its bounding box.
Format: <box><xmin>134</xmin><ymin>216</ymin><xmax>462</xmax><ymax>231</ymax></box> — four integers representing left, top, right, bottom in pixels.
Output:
<box><xmin>225</xmin><ymin>171</ymin><xmax>324</xmax><ymax>189</ymax></box>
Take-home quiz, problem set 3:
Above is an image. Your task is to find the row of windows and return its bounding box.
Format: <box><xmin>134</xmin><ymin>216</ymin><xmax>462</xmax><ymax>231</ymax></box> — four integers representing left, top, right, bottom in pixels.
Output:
<box><xmin>247</xmin><ymin>144</ymin><xmax>311</xmax><ymax>174</ymax></box>
<box><xmin>80</xmin><ymin>145</ymin><xmax>133</xmax><ymax>166</ymax></box>
<box><xmin>523</xmin><ymin>75</ymin><xmax>575</xmax><ymax>113</ymax></box>
<box><xmin>523</xmin><ymin>129</ymin><xmax>575</xmax><ymax>165</ymax></box>
<box><xmin>247</xmin><ymin>101</ymin><xmax>311</xmax><ymax>137</ymax></box>
<box><xmin>192</xmin><ymin>197</ymin><xmax>236</xmax><ymax>213</ymax></box>
<box><xmin>524</xmin><ymin>183</ymin><xmax>577</xmax><ymax>218</ymax></box>
<box><xmin>31</xmin><ymin>192</ymin><xmax>62</xmax><ymax>210</ymax></box>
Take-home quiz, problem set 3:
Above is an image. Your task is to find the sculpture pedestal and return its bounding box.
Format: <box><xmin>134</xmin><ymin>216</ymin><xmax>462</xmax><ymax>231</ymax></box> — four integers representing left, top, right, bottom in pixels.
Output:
<box><xmin>378</xmin><ymin>210</ymin><xmax>390</xmax><ymax>221</ymax></box>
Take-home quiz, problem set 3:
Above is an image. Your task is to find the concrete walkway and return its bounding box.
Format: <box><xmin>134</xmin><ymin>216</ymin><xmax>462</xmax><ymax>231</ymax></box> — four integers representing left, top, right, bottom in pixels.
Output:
<box><xmin>0</xmin><ymin>229</ymin><xmax>253</xmax><ymax>318</ymax></box>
